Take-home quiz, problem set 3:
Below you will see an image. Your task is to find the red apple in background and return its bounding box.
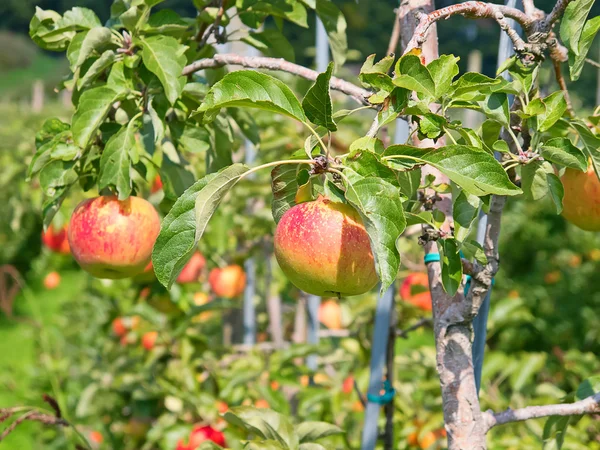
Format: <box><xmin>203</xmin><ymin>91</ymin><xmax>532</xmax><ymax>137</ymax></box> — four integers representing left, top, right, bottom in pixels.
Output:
<box><xmin>318</xmin><ymin>299</ymin><xmax>342</xmax><ymax>330</ymax></box>
<box><xmin>561</xmin><ymin>166</ymin><xmax>600</xmax><ymax>231</ymax></box>
<box><xmin>68</xmin><ymin>196</ymin><xmax>161</xmax><ymax>279</ymax></box>
<box><xmin>42</xmin><ymin>224</ymin><xmax>70</xmax><ymax>254</ymax></box>
<box><xmin>176</xmin><ymin>425</ymin><xmax>226</xmax><ymax>450</ymax></box>
<box><xmin>400</xmin><ymin>273</ymin><xmax>432</xmax><ymax>311</ymax></box>
<box><xmin>151</xmin><ymin>175</ymin><xmax>163</xmax><ymax>193</ymax></box>
<box><xmin>112</xmin><ymin>317</ymin><xmax>127</xmax><ymax>337</ymax></box>
<box><xmin>342</xmin><ymin>375</ymin><xmax>354</xmax><ymax>394</ymax></box>
<box><xmin>274</xmin><ymin>196</ymin><xmax>378</xmax><ymax>297</ymax></box>
<box><xmin>177</xmin><ymin>252</ymin><xmax>206</xmax><ymax>284</ymax></box>
<box><xmin>43</xmin><ymin>271</ymin><xmax>61</xmax><ymax>289</ymax></box>
<box><xmin>254</xmin><ymin>399</ymin><xmax>269</xmax><ymax>409</ymax></box>
<box><xmin>142</xmin><ymin>331</ymin><xmax>158</xmax><ymax>350</ymax></box>
<box><xmin>89</xmin><ymin>431</ymin><xmax>103</xmax><ymax>444</ymax></box>
<box><xmin>208</xmin><ymin>265</ymin><xmax>246</xmax><ymax>298</ymax></box>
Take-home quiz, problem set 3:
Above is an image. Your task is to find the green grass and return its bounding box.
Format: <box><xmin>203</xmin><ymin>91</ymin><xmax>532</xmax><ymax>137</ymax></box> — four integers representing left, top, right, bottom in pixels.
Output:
<box><xmin>0</xmin><ymin>270</ymin><xmax>87</xmax><ymax>449</ymax></box>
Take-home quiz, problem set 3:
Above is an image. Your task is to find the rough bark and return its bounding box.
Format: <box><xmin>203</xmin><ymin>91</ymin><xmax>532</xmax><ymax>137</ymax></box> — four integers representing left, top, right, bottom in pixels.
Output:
<box><xmin>401</xmin><ymin>1</ymin><xmax>488</xmax><ymax>449</ymax></box>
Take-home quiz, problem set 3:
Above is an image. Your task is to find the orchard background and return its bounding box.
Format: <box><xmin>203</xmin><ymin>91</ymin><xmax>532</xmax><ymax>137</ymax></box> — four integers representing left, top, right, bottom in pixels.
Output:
<box><xmin>1</xmin><ymin>0</ymin><xmax>600</xmax><ymax>449</ymax></box>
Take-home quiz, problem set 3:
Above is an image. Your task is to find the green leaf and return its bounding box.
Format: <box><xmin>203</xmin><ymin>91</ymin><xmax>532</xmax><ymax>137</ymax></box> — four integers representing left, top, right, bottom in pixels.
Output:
<box><xmin>171</xmin><ymin>121</ymin><xmax>210</xmax><ymax>154</ymax></box>
<box><xmin>560</xmin><ymin>0</ymin><xmax>595</xmax><ymax>55</ymax></box>
<box><xmin>393</xmin><ymin>55</ymin><xmax>436</xmax><ymax>99</ymax></box>
<box><xmin>39</xmin><ymin>160</ymin><xmax>78</xmax><ymax>196</ymax></box>
<box><xmin>345</xmin><ymin>150</ymin><xmax>398</xmax><ymax>186</ymax></box>
<box><xmin>138</xmin><ymin>35</ymin><xmax>187</xmax><ymax>105</ymax></box>
<box><xmin>478</xmin><ymin>93</ymin><xmax>510</xmax><ymax>127</ymax></box>
<box><xmin>428</xmin><ymin>54</ymin><xmax>460</xmax><ymax>98</ymax></box>
<box><xmin>224</xmin><ymin>407</ymin><xmax>298</xmax><ymax>449</ymax></box>
<box><xmin>238</xmin><ymin>0</ymin><xmax>308</xmax><ymax>28</ymax></box>
<box><xmin>349</xmin><ymin>136</ymin><xmax>384</xmax><ymax>154</ymax></box>
<box><xmin>547</xmin><ymin>173</ymin><xmax>564</xmax><ymax>215</ymax></box>
<box><xmin>540</xmin><ymin>137</ymin><xmax>587</xmax><ymax>171</ymax></box>
<box><xmin>242</xmin><ymin>29</ymin><xmax>296</xmax><ymax>62</ymax></box>
<box><xmin>296</xmin><ymin>422</ymin><xmax>343</xmax><ymax>443</ymax></box>
<box><xmin>302</xmin><ymin>62</ymin><xmax>337</xmax><ymax>131</ymax></box>
<box><xmin>360</xmin><ymin>54</ymin><xmax>394</xmax><ymax>76</ymax></box>
<box><xmin>78</xmin><ymin>50</ymin><xmax>117</xmax><ymax>89</ymax></box>
<box><xmin>271</xmin><ymin>159</ymin><xmax>312</xmax><ymax>223</ymax></box>
<box><xmin>72</xmin><ymin>86</ymin><xmax>122</xmax><ymax>148</ymax></box>
<box><xmin>461</xmin><ymin>240</ymin><xmax>487</xmax><ymax>265</ymax></box>
<box><xmin>29</xmin><ymin>7</ymin><xmax>75</xmax><ymax>51</ymax></box>
<box><xmin>59</xmin><ymin>7</ymin><xmax>102</xmax><ymax>29</ymax></box>
<box><xmin>439</xmin><ymin>238</ymin><xmax>462</xmax><ymax>296</ymax></box>
<box><xmin>521</xmin><ymin>161</ymin><xmax>554</xmax><ymax>201</ymax></box>
<box><xmin>145</xmin><ymin>9</ymin><xmax>191</xmax><ymax>35</ymax></box>
<box><xmin>397</xmin><ymin>169</ymin><xmax>421</xmax><ymax>199</ymax></box>
<box><xmin>575</xmin><ymin>376</ymin><xmax>600</xmax><ymax>400</ymax></box>
<box><xmin>480</xmin><ymin>120</ymin><xmax>503</xmax><ymax>153</ymax></box>
<box><xmin>542</xmin><ymin>416</ymin><xmax>569</xmax><ymax>450</ymax></box>
<box><xmin>569</xmin><ymin>16</ymin><xmax>600</xmax><ymax>81</ymax></box>
<box><xmin>152</xmin><ymin>164</ymin><xmax>249</xmax><ymax>288</ymax></box>
<box><xmin>571</xmin><ymin>120</ymin><xmax>600</xmax><ymax>178</ymax></box>
<box><xmin>207</xmin><ymin>116</ymin><xmax>235</xmax><ymax>173</ymax></box>
<box><xmin>69</xmin><ymin>27</ymin><xmax>112</xmax><ymax>71</ymax></box>
<box><xmin>299</xmin><ymin>444</ymin><xmax>327</xmax><ymax>450</ymax></box>
<box><xmin>383</xmin><ymin>145</ymin><xmax>521</xmax><ymax>196</ymax></box>
<box><xmin>344</xmin><ymin>177</ymin><xmax>406</xmax><ymax>293</ymax></box>
<box><xmin>50</xmin><ymin>143</ymin><xmax>80</xmax><ymax>160</ymax></box>
<box><xmin>453</xmin><ymin>190</ymin><xmax>479</xmax><ymax>242</ymax></box>
<box><xmin>538</xmin><ymin>92</ymin><xmax>567</xmax><ymax>132</ymax></box>
<box><xmin>98</xmin><ymin>121</ymin><xmax>137</xmax><ymax>200</ymax></box>
<box><xmin>197</xmin><ymin>71</ymin><xmax>307</xmax><ymax>124</ymax></box>
<box><xmin>107</xmin><ymin>61</ymin><xmax>134</xmax><ymax>93</ymax></box>
<box><xmin>452</xmin><ymin>72</ymin><xmax>501</xmax><ymax>97</ymax></box>
<box><xmin>417</xmin><ymin>113</ymin><xmax>447</xmax><ymax>140</ymax></box>
<box><xmin>315</xmin><ymin>0</ymin><xmax>347</xmax><ymax>68</ymax></box>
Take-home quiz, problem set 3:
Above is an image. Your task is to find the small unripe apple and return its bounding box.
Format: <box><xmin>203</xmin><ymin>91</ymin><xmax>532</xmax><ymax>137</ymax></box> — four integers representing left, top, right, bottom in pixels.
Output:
<box><xmin>319</xmin><ymin>299</ymin><xmax>342</xmax><ymax>329</ymax></box>
<box><xmin>43</xmin><ymin>271</ymin><xmax>61</xmax><ymax>289</ymax></box>
<box><xmin>68</xmin><ymin>196</ymin><xmax>161</xmax><ymax>279</ymax></box>
<box><xmin>274</xmin><ymin>196</ymin><xmax>378</xmax><ymax>297</ymax></box>
<box><xmin>177</xmin><ymin>252</ymin><xmax>206</xmax><ymax>284</ymax></box>
<box><xmin>192</xmin><ymin>292</ymin><xmax>212</xmax><ymax>322</ymax></box>
<box><xmin>561</xmin><ymin>166</ymin><xmax>600</xmax><ymax>231</ymax></box>
<box><xmin>142</xmin><ymin>331</ymin><xmax>158</xmax><ymax>350</ymax></box>
<box><xmin>400</xmin><ymin>273</ymin><xmax>432</xmax><ymax>311</ymax></box>
<box><xmin>42</xmin><ymin>224</ymin><xmax>70</xmax><ymax>254</ymax></box>
<box><xmin>208</xmin><ymin>265</ymin><xmax>246</xmax><ymax>298</ymax></box>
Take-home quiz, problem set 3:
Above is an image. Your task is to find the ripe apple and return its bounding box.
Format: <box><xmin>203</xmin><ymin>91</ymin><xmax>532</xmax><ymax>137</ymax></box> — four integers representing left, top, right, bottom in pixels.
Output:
<box><xmin>68</xmin><ymin>196</ymin><xmax>161</xmax><ymax>279</ymax></box>
<box><xmin>318</xmin><ymin>299</ymin><xmax>342</xmax><ymax>330</ymax></box>
<box><xmin>42</xmin><ymin>224</ymin><xmax>70</xmax><ymax>254</ymax></box>
<box><xmin>89</xmin><ymin>431</ymin><xmax>103</xmax><ymax>444</ymax></box>
<box><xmin>43</xmin><ymin>271</ymin><xmax>61</xmax><ymax>289</ymax></box>
<box><xmin>561</xmin><ymin>166</ymin><xmax>600</xmax><ymax>231</ymax></box>
<box><xmin>342</xmin><ymin>375</ymin><xmax>354</xmax><ymax>394</ymax></box>
<box><xmin>177</xmin><ymin>252</ymin><xmax>206</xmax><ymax>284</ymax></box>
<box><xmin>274</xmin><ymin>196</ymin><xmax>378</xmax><ymax>297</ymax></box>
<box><xmin>112</xmin><ymin>317</ymin><xmax>127</xmax><ymax>337</ymax></box>
<box><xmin>142</xmin><ymin>331</ymin><xmax>158</xmax><ymax>350</ymax></box>
<box><xmin>400</xmin><ymin>273</ymin><xmax>432</xmax><ymax>311</ymax></box>
<box><xmin>176</xmin><ymin>425</ymin><xmax>226</xmax><ymax>450</ymax></box>
<box><xmin>208</xmin><ymin>265</ymin><xmax>246</xmax><ymax>298</ymax></box>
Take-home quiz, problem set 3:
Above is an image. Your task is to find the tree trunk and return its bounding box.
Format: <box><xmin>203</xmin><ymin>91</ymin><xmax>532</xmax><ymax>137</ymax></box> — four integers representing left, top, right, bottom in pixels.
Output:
<box><xmin>400</xmin><ymin>2</ymin><xmax>488</xmax><ymax>448</ymax></box>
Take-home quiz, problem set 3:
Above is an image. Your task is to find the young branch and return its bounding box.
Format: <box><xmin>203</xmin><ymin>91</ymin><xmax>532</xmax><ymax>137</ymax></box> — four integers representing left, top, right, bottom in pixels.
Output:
<box><xmin>552</xmin><ymin>57</ymin><xmax>575</xmax><ymax>117</ymax></box>
<box><xmin>386</xmin><ymin>2</ymin><xmax>403</xmax><ymax>56</ymax></box>
<box><xmin>396</xmin><ymin>318</ymin><xmax>432</xmax><ymax>338</ymax></box>
<box><xmin>182</xmin><ymin>54</ymin><xmax>373</xmax><ymax>105</ymax></box>
<box><xmin>544</xmin><ymin>0</ymin><xmax>574</xmax><ymax>31</ymax></box>
<box><xmin>403</xmin><ymin>1</ymin><xmax>533</xmax><ymax>54</ymax></box>
<box><xmin>484</xmin><ymin>392</ymin><xmax>600</xmax><ymax>431</ymax></box>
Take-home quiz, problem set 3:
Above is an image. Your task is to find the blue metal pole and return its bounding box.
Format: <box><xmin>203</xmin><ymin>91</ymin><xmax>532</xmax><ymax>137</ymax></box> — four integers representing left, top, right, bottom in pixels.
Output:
<box><xmin>472</xmin><ymin>0</ymin><xmax>520</xmax><ymax>393</ymax></box>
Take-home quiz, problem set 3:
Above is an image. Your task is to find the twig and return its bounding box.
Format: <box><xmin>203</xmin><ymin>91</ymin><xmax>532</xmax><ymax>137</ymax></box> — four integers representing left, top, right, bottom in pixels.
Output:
<box><xmin>552</xmin><ymin>58</ymin><xmax>575</xmax><ymax>117</ymax></box>
<box><xmin>354</xmin><ymin>379</ymin><xmax>367</xmax><ymax>407</ymax></box>
<box><xmin>484</xmin><ymin>392</ymin><xmax>600</xmax><ymax>432</ymax></box>
<box><xmin>586</xmin><ymin>58</ymin><xmax>600</xmax><ymax>69</ymax></box>
<box><xmin>403</xmin><ymin>2</ymin><xmax>533</xmax><ymax>54</ymax></box>
<box><xmin>182</xmin><ymin>54</ymin><xmax>373</xmax><ymax>105</ymax></box>
<box><xmin>0</xmin><ymin>410</ymin><xmax>68</xmax><ymax>442</ymax></box>
<box><xmin>396</xmin><ymin>318</ymin><xmax>432</xmax><ymax>338</ymax></box>
<box><xmin>544</xmin><ymin>0</ymin><xmax>574</xmax><ymax>31</ymax></box>
<box><xmin>522</xmin><ymin>0</ymin><xmax>536</xmax><ymax>16</ymax></box>
<box><xmin>198</xmin><ymin>0</ymin><xmax>226</xmax><ymax>48</ymax></box>
<box><xmin>386</xmin><ymin>2</ymin><xmax>403</xmax><ymax>56</ymax></box>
